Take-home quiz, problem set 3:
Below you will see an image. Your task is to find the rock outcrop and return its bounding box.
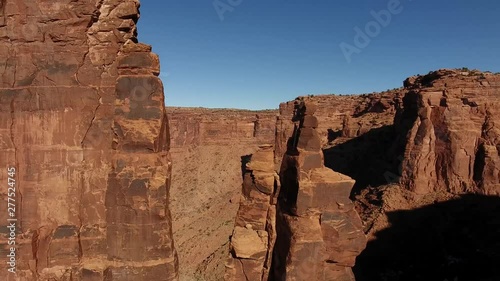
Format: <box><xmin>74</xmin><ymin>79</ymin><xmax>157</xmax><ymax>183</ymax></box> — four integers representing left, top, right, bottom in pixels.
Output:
<box><xmin>272</xmin><ymin>101</ymin><xmax>367</xmax><ymax>280</ymax></box>
<box><xmin>275</xmin><ymin>92</ymin><xmax>402</xmax><ymax>196</ymax></box>
<box><xmin>0</xmin><ymin>1</ymin><xmax>178</xmax><ymax>280</ymax></box>
<box><xmin>397</xmin><ymin>69</ymin><xmax>500</xmax><ymax>195</ymax></box>
<box><xmin>275</xmin><ymin>92</ymin><xmax>400</xmax><ymax>163</ymax></box>
<box><xmin>225</xmin><ymin>145</ymin><xmax>279</xmax><ymax>281</ymax></box>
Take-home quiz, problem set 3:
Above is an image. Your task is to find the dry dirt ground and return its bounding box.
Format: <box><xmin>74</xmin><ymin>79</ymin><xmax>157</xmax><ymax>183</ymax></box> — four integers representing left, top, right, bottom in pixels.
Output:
<box><xmin>170</xmin><ymin>144</ymin><xmax>263</xmax><ymax>281</ymax></box>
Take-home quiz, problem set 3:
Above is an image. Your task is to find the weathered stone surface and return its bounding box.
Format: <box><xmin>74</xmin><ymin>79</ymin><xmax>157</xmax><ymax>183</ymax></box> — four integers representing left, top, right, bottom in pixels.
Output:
<box><xmin>0</xmin><ymin>1</ymin><xmax>178</xmax><ymax>280</ymax></box>
<box><xmin>231</xmin><ymin>226</ymin><xmax>268</xmax><ymax>259</ymax></box>
<box><xmin>397</xmin><ymin>69</ymin><xmax>500</xmax><ymax>195</ymax></box>
<box><xmin>321</xmin><ymin>209</ymin><xmax>366</xmax><ymax>267</ymax></box>
<box><xmin>287</xmin><ymin>214</ymin><xmax>328</xmax><ymax>280</ymax></box>
<box><xmin>302</xmin><ymin>115</ymin><xmax>319</xmax><ymax>128</ymax></box>
<box><xmin>226</xmin><ymin>146</ymin><xmax>279</xmax><ymax>281</ymax></box>
<box><xmin>272</xmin><ymin>101</ymin><xmax>366</xmax><ymax>280</ymax></box>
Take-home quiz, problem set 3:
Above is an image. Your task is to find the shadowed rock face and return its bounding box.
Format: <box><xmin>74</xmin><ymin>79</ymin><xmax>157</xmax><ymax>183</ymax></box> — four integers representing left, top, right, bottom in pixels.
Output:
<box><xmin>397</xmin><ymin>69</ymin><xmax>500</xmax><ymax>195</ymax></box>
<box><xmin>0</xmin><ymin>1</ymin><xmax>178</xmax><ymax>280</ymax></box>
<box><xmin>355</xmin><ymin>193</ymin><xmax>500</xmax><ymax>281</ymax></box>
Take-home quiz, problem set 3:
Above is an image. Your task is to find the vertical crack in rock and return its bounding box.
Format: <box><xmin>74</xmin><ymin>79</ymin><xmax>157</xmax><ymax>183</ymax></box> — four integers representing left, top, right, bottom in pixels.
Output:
<box><xmin>76</xmin><ymin>0</ymin><xmax>102</xmax><ymax>86</ymax></box>
<box><xmin>11</xmin><ymin>57</ymin><xmax>16</xmax><ymax>88</ymax></box>
<box><xmin>77</xmin><ymin>171</ymin><xmax>85</xmax><ymax>262</ymax></box>
<box><xmin>80</xmin><ymin>91</ymin><xmax>101</xmax><ymax>148</ymax></box>
<box><xmin>238</xmin><ymin>259</ymin><xmax>251</xmax><ymax>281</ymax></box>
<box><xmin>75</xmin><ymin>50</ymin><xmax>89</xmax><ymax>86</ymax></box>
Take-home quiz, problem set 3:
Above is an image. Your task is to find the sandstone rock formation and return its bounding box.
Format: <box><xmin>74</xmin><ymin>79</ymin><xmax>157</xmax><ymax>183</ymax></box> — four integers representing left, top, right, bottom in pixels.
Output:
<box><xmin>0</xmin><ymin>0</ymin><xmax>178</xmax><ymax>280</ymax></box>
<box><xmin>276</xmin><ymin>92</ymin><xmax>402</xmax><ymax>196</ymax></box>
<box><xmin>396</xmin><ymin>69</ymin><xmax>500</xmax><ymax>195</ymax></box>
<box><xmin>166</xmin><ymin>107</ymin><xmax>277</xmax><ymax>280</ymax></box>
<box><xmin>275</xmin><ymin>92</ymin><xmax>400</xmax><ymax>163</ymax></box>
<box><xmin>225</xmin><ymin>145</ymin><xmax>279</xmax><ymax>281</ymax></box>
<box><xmin>272</xmin><ymin>101</ymin><xmax>367</xmax><ymax>280</ymax></box>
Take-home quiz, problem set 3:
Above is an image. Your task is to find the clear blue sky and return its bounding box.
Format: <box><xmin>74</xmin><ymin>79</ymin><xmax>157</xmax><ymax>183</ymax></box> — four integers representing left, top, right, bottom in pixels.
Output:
<box><xmin>137</xmin><ymin>0</ymin><xmax>500</xmax><ymax>110</ymax></box>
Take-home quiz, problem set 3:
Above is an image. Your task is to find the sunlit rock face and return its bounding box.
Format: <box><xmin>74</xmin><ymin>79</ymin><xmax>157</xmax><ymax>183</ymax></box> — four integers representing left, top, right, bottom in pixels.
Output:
<box><xmin>271</xmin><ymin>101</ymin><xmax>367</xmax><ymax>280</ymax></box>
<box><xmin>0</xmin><ymin>0</ymin><xmax>178</xmax><ymax>280</ymax></box>
<box><xmin>224</xmin><ymin>144</ymin><xmax>279</xmax><ymax>281</ymax></box>
<box><xmin>396</xmin><ymin>69</ymin><xmax>500</xmax><ymax>195</ymax></box>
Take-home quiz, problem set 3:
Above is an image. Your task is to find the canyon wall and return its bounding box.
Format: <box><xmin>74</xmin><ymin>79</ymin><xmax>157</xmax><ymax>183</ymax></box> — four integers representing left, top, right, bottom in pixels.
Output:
<box><xmin>169</xmin><ymin>107</ymin><xmax>277</xmax><ymax>147</ymax></box>
<box><xmin>0</xmin><ymin>1</ymin><xmax>178</xmax><ymax>280</ymax></box>
<box><xmin>352</xmin><ymin>70</ymin><xmax>500</xmax><ymax>281</ymax></box>
<box><xmin>166</xmin><ymin>107</ymin><xmax>278</xmax><ymax>280</ymax></box>
<box><xmin>397</xmin><ymin>69</ymin><xmax>500</xmax><ymax>195</ymax></box>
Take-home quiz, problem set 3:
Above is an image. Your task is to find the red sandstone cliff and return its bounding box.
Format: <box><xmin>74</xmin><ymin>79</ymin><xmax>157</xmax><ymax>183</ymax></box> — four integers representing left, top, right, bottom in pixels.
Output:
<box><xmin>397</xmin><ymin>69</ymin><xmax>500</xmax><ymax>195</ymax></box>
<box><xmin>168</xmin><ymin>107</ymin><xmax>276</xmax><ymax>147</ymax></box>
<box><xmin>0</xmin><ymin>1</ymin><xmax>178</xmax><ymax>280</ymax></box>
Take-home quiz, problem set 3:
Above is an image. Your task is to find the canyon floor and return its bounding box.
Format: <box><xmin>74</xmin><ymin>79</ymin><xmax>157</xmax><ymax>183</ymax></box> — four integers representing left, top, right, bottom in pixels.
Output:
<box><xmin>170</xmin><ymin>144</ymin><xmax>251</xmax><ymax>280</ymax></box>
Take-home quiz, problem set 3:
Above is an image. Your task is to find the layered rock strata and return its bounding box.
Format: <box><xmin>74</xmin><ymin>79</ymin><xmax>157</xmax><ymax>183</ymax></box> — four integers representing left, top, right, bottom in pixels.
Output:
<box><xmin>0</xmin><ymin>0</ymin><xmax>178</xmax><ymax>280</ymax></box>
<box><xmin>397</xmin><ymin>69</ymin><xmax>500</xmax><ymax>195</ymax></box>
<box><xmin>225</xmin><ymin>145</ymin><xmax>279</xmax><ymax>281</ymax></box>
<box><xmin>272</xmin><ymin>101</ymin><xmax>367</xmax><ymax>280</ymax></box>
<box><xmin>168</xmin><ymin>107</ymin><xmax>277</xmax><ymax>148</ymax></box>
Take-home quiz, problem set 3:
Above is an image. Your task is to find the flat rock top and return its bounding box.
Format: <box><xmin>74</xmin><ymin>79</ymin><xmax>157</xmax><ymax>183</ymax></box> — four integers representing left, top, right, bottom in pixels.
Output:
<box><xmin>307</xmin><ymin>167</ymin><xmax>355</xmax><ymax>183</ymax></box>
